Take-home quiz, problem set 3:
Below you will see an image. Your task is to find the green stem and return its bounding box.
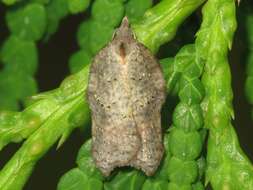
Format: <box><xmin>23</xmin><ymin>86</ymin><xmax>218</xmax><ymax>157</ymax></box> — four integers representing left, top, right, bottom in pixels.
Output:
<box><xmin>0</xmin><ymin>97</ymin><xmax>59</xmax><ymax>150</ymax></box>
<box><xmin>0</xmin><ymin>96</ymin><xmax>83</xmax><ymax>189</ymax></box>
<box><xmin>196</xmin><ymin>0</ymin><xmax>253</xmax><ymax>189</ymax></box>
<box><xmin>0</xmin><ymin>66</ymin><xmax>90</xmax><ymax>190</ymax></box>
<box><xmin>132</xmin><ymin>0</ymin><xmax>206</xmax><ymax>53</ymax></box>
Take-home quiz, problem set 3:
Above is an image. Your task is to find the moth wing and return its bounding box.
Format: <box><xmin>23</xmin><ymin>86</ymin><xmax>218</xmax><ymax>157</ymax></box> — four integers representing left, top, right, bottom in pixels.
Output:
<box><xmin>130</xmin><ymin>114</ymin><xmax>164</xmax><ymax>176</ymax></box>
<box><xmin>92</xmin><ymin>119</ymin><xmax>141</xmax><ymax>176</ymax></box>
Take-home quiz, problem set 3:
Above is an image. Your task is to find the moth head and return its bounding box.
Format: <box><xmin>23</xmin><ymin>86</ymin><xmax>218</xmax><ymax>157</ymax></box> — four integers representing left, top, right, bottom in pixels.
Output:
<box><xmin>113</xmin><ymin>16</ymin><xmax>135</xmax><ymax>41</ymax></box>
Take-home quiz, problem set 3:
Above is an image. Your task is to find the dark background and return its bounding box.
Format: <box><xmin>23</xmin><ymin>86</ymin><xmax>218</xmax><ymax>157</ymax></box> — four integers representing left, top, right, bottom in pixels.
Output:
<box><xmin>0</xmin><ymin>1</ymin><xmax>253</xmax><ymax>190</ymax></box>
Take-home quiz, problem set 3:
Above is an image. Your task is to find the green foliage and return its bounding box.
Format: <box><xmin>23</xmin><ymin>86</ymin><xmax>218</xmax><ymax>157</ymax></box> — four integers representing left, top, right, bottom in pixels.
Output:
<box><xmin>77</xmin><ymin>20</ymin><xmax>91</xmax><ymax>49</ymax></box>
<box><xmin>0</xmin><ymin>34</ymin><xmax>38</xmax><ymax>105</ymax></box>
<box><xmin>142</xmin><ymin>179</ymin><xmax>168</xmax><ymax>190</ymax></box>
<box><xmin>69</xmin><ymin>50</ymin><xmax>91</xmax><ymax>74</ymax></box>
<box><xmin>1</xmin><ymin>0</ymin><xmax>20</xmax><ymax>5</ymax></box>
<box><xmin>132</xmin><ymin>0</ymin><xmax>205</xmax><ymax>53</ymax></box>
<box><xmin>46</xmin><ymin>0</ymin><xmax>68</xmax><ymax>19</ymax></box>
<box><xmin>168</xmin><ymin>157</ymin><xmax>198</xmax><ymax>184</ymax></box>
<box><xmin>91</xmin><ymin>0</ymin><xmax>124</xmax><ymax>27</ymax></box>
<box><xmin>195</xmin><ymin>0</ymin><xmax>253</xmax><ymax>189</ymax></box>
<box><xmin>76</xmin><ymin>140</ymin><xmax>103</xmax><ymax>180</ymax></box>
<box><xmin>0</xmin><ymin>98</ymin><xmax>54</xmax><ymax>150</ymax></box>
<box><xmin>178</xmin><ymin>76</ymin><xmax>205</xmax><ymax>104</ymax></box>
<box><xmin>0</xmin><ymin>2</ymin><xmax>47</xmax><ymax>111</ymax></box>
<box><xmin>192</xmin><ymin>182</ymin><xmax>205</xmax><ymax>190</ymax></box>
<box><xmin>163</xmin><ymin>45</ymin><xmax>207</xmax><ymax>188</ymax></box>
<box><xmin>6</xmin><ymin>3</ymin><xmax>47</xmax><ymax>41</ymax></box>
<box><xmin>0</xmin><ymin>66</ymin><xmax>91</xmax><ymax>190</ymax></box>
<box><xmin>67</xmin><ymin>0</ymin><xmax>90</xmax><ymax>14</ymax></box>
<box><xmin>88</xmin><ymin>21</ymin><xmax>114</xmax><ymax>54</ymax></box>
<box><xmin>125</xmin><ymin>0</ymin><xmax>152</xmax><ymax>23</ymax></box>
<box><xmin>160</xmin><ymin>57</ymin><xmax>180</xmax><ymax>95</ymax></box>
<box><xmin>0</xmin><ymin>0</ymin><xmax>253</xmax><ymax>190</ymax></box>
<box><xmin>104</xmin><ymin>171</ymin><xmax>146</xmax><ymax>190</ymax></box>
<box><xmin>30</xmin><ymin>0</ymin><xmax>50</xmax><ymax>4</ymax></box>
<box><xmin>168</xmin><ymin>182</ymin><xmax>192</xmax><ymax>190</ymax></box>
<box><xmin>172</xmin><ymin>103</ymin><xmax>203</xmax><ymax>132</ymax></box>
<box><xmin>72</xmin><ymin>0</ymin><xmax>125</xmax><ymax>74</ymax></box>
<box><xmin>165</xmin><ymin>44</ymin><xmax>205</xmax><ymax>188</ymax></box>
<box><xmin>169</xmin><ymin>129</ymin><xmax>202</xmax><ymax>161</ymax></box>
<box><xmin>0</xmin><ymin>68</ymin><xmax>37</xmax><ymax>102</ymax></box>
<box><xmin>1</xmin><ymin>36</ymin><xmax>38</xmax><ymax>75</ymax></box>
<box><xmin>58</xmin><ymin>142</ymin><xmax>104</xmax><ymax>190</ymax></box>
<box><xmin>58</xmin><ymin>168</ymin><xmax>96</xmax><ymax>190</ymax></box>
<box><xmin>44</xmin><ymin>0</ymin><xmax>69</xmax><ymax>39</ymax></box>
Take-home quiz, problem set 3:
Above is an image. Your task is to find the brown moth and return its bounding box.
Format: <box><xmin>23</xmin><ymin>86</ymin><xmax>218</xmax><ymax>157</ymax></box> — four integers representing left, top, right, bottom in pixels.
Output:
<box><xmin>87</xmin><ymin>17</ymin><xmax>166</xmax><ymax>176</ymax></box>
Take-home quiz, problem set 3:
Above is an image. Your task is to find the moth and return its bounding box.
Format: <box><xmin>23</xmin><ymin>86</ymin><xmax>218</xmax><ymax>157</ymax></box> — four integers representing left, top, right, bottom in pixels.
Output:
<box><xmin>87</xmin><ymin>17</ymin><xmax>166</xmax><ymax>176</ymax></box>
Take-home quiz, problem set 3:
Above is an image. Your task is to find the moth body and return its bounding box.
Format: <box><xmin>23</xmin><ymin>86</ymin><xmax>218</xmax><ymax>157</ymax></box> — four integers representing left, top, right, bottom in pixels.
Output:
<box><xmin>87</xmin><ymin>17</ymin><xmax>166</xmax><ymax>176</ymax></box>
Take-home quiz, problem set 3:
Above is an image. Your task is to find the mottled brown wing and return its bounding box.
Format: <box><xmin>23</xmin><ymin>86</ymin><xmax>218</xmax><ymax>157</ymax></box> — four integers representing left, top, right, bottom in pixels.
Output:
<box><xmin>87</xmin><ymin>44</ymin><xmax>141</xmax><ymax>176</ymax></box>
<box><xmin>87</xmin><ymin>17</ymin><xmax>166</xmax><ymax>176</ymax></box>
<box><xmin>126</xmin><ymin>42</ymin><xmax>166</xmax><ymax>175</ymax></box>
